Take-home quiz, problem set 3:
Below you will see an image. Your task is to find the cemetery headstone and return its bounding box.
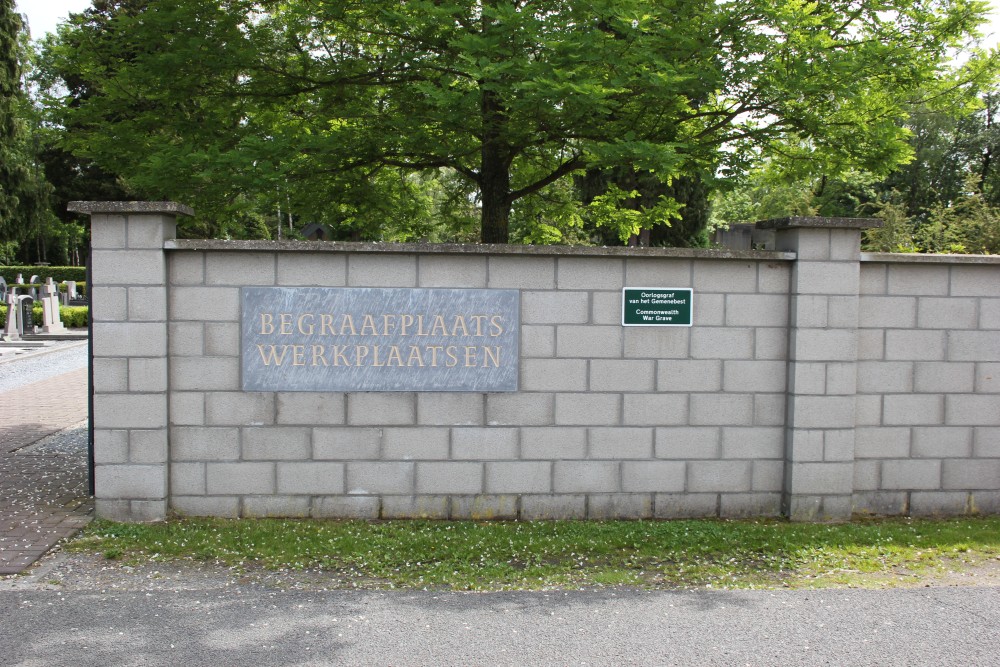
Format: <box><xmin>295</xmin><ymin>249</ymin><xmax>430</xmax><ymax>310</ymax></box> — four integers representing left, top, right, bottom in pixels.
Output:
<box><xmin>0</xmin><ymin>275</ymin><xmax>6</xmax><ymax>301</ymax></box>
<box><xmin>19</xmin><ymin>295</ymin><xmax>34</xmax><ymax>335</ymax></box>
<box><xmin>2</xmin><ymin>292</ymin><xmax>19</xmax><ymax>340</ymax></box>
<box><xmin>41</xmin><ymin>278</ymin><xmax>66</xmax><ymax>333</ymax></box>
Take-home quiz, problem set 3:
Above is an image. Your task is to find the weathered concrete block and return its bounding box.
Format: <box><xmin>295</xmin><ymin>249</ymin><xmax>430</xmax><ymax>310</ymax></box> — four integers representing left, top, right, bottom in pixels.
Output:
<box><xmin>170</xmin><ymin>462</ymin><xmax>206</xmax><ymax>495</ymax></box>
<box><xmin>485</xmin><ymin>461</ymin><xmax>551</xmax><ymax>494</ymax></box>
<box><xmin>653</xmin><ymin>493</ymin><xmax>718</xmax><ymax>518</ymax></box>
<box><xmin>588</xmin><ymin>494</ymin><xmax>653</xmax><ymax>519</ymax></box>
<box><xmin>950</xmin><ymin>265</ymin><xmax>1000</xmax><ymax>296</ymax></box>
<box><xmin>752</xmin><ymin>460</ymin><xmax>784</xmax><ymax>492</ymax></box>
<box><xmin>858</xmin><ymin>263</ymin><xmax>887</xmax><ymax>295</ymax></box>
<box><xmin>91</xmin><ymin>249</ymin><xmax>166</xmax><ymax>286</ymax></box>
<box><xmin>204</xmin><ymin>322</ymin><xmax>240</xmax><ymax>356</ymax></box>
<box><xmin>591</xmin><ymin>292</ymin><xmax>621</xmax><ymax>325</ymax></box>
<box><xmin>486</xmin><ymin>393</ymin><xmax>555</xmax><ymax>425</ymax></box>
<box><xmin>557</xmin><ymin>325</ymin><xmax>622</xmax><ymax>358</ymax></box>
<box><xmin>791</xmin><ymin>295</ymin><xmax>829</xmax><ymax>328</ymax></box>
<box><xmin>723</xmin><ymin>360</ymin><xmax>786</xmax><ymax>393</ymax></box>
<box><xmin>276</xmin><ymin>462</ymin><xmax>345</xmax><ymax>494</ymax></box>
<box><xmin>125</xmin><ymin>214</ymin><xmax>175</xmax><ymax>249</ymax></box>
<box><xmin>720</xmin><ymin>493</ymin><xmax>782</xmax><ymax>518</ymax></box>
<box><xmin>206</xmin><ymin>462</ymin><xmax>275</xmax><ymax>495</ymax></box>
<box><xmin>348</xmin><ymin>254</ymin><xmax>416</xmax><ymax>287</ymax></box>
<box><xmin>775</xmin><ymin>228</ymin><xmax>829</xmax><ymax>260</ymax></box>
<box><xmin>416</xmin><ymin>462</ymin><xmax>483</xmax><ymax>494</ymax></box>
<box><xmin>692</xmin><ymin>294</ymin><xmax>725</xmax><ymax>326</ymax></box>
<box><xmin>450</xmin><ymin>495</ymin><xmax>519</xmax><ymax>520</ymax></box>
<box><xmin>128</xmin><ymin>357</ymin><xmax>167</xmax><ymax>393</ymax></box>
<box><xmin>758</xmin><ymin>263</ymin><xmax>791</xmax><ymax>293</ymax></box>
<box><xmin>858</xmin><ymin>296</ymin><xmax>917</xmax><ymax>329</ymax></box>
<box><xmin>93</xmin><ymin>357</ymin><xmax>128</xmax><ymax>393</ymax></box>
<box><xmin>854</xmin><ymin>395</ymin><xmax>882</xmax><ymax>426</ymax></box>
<box><xmin>909</xmin><ymin>491</ymin><xmax>970</xmax><ymax>516</ymax></box>
<box><xmin>623</xmin><ymin>394</ymin><xmax>688</xmax><ymax>426</ymax></box>
<box><xmin>720</xmin><ymin>427</ymin><xmax>783</xmax><ymax>459</ymax></box>
<box><xmin>725</xmin><ymin>294</ymin><xmax>788</xmax><ymax>327</ymax></box>
<box><xmin>522</xmin><ymin>291</ymin><xmax>589</xmax><ymax>324</ymax></box>
<box><xmin>90</xmin><ymin>286</ymin><xmax>128</xmax><ymax>322</ymax></box>
<box><xmin>881</xmin><ymin>460</ymin><xmax>941</xmax><ymax>490</ymax></box>
<box><xmin>129</xmin><ymin>429</ymin><xmax>169</xmax><ymax>464</ymax></box>
<box><xmin>346</xmin><ymin>462</ymin><xmax>414</xmax><ymax>495</ymax></box>
<box><xmin>885</xmin><ymin>330</ymin><xmax>946</xmax><ymax>361</ymax></box>
<box><xmin>242</xmin><ymin>427</ymin><xmax>311</xmax><ymax>460</ymax></box>
<box><xmin>94</xmin><ymin>394</ymin><xmax>167</xmax><ymax>429</ymax></box>
<box><xmin>93</xmin><ymin>322</ymin><xmax>166</xmax><ymax>357</ymax></box>
<box><xmin>417</xmin><ymin>393</ymin><xmax>484</xmax><ymax>426</ymax></box>
<box><xmin>521</xmin><ymin>427</ymin><xmax>587</xmax><ymax>459</ymax></box>
<box><xmin>205</xmin><ymin>392</ymin><xmax>275</xmax><ymax>426</ymax></box>
<box><xmin>786</xmin><ymin>462</ymin><xmax>853</xmax><ymax>495</ymax></box>
<box><xmin>655</xmin><ymin>427</ymin><xmax>720</xmax><ymax>459</ymax></box>
<box><xmin>128</xmin><ymin>286</ymin><xmax>167</xmax><ymax>321</ymax></box>
<box><xmin>887</xmin><ymin>264</ymin><xmax>949</xmax><ymax>295</ymax></box>
<box><xmin>521</xmin><ymin>325</ymin><xmax>555</xmax><ymax>357</ymax></box>
<box><xmin>590</xmin><ymin>359</ymin><xmax>656</xmax><ymax>392</ymax></box>
<box><xmin>555</xmin><ymin>393</ymin><xmax>621</xmax><ymax>426</ymax></box>
<box><xmin>521</xmin><ymin>358</ymin><xmax>587</xmax><ymax>391</ymax></box>
<box><xmin>786</xmin><ymin>428</ymin><xmax>824</xmax><ymax>462</ymax></box>
<box><xmin>856</xmin><ymin>361</ymin><xmax>913</xmax><ymax>393</ymax></box>
<box><xmin>825</xmin><ymin>362</ymin><xmax>857</xmax><ymax>396</ymax></box>
<box><xmin>276</xmin><ymin>253</ymin><xmax>347</xmax><ymax>287</ymax></box>
<box><xmin>418</xmin><ymin>255</ymin><xmax>487</xmax><ymax>288</ymax></box>
<box><xmin>623</xmin><ymin>327</ymin><xmax>690</xmax><ymax>359</ymax></box>
<box><xmin>946</xmin><ymin>395</ymin><xmax>1000</xmax><ymax>426</ymax></box>
<box><xmin>829</xmin><ymin>228</ymin><xmax>862</xmax><ymax>261</ymax></box>
<box><xmin>691</xmin><ymin>328</ymin><xmax>754</xmax><ymax>360</ymax></box>
<box><xmin>852</xmin><ymin>491</ymin><xmax>907</xmax><ymax>516</ymax></box>
<box><xmin>787</xmin><ymin>395</ymin><xmax>855</xmax><ymax>429</ymax></box>
<box><xmin>168</xmin><ymin>322</ymin><xmax>203</xmax><ymax>356</ymax></box>
<box><xmin>171</xmin><ymin>496</ymin><xmax>240</xmax><ymax>518</ymax></box>
<box><xmin>918</xmin><ymin>297</ymin><xmax>978</xmax><ymax>330</ymax></box>
<box><xmin>789</xmin><ymin>328</ymin><xmax>857</xmax><ymax>362</ymax></box>
<box><xmin>975</xmin><ymin>363</ymin><xmax>1000</xmax><ymax>393</ymax></box>
<box><xmin>854</xmin><ymin>427</ymin><xmax>910</xmax><ymax>459</ymax></box>
<box><xmin>312</xmin><ymin>496</ymin><xmax>380</xmax><ymax>519</ymax></box>
<box><xmin>276</xmin><ymin>392</ymin><xmax>345</xmax><ymax>425</ymax></box>
<box><xmin>554</xmin><ymin>461</ymin><xmax>619</xmax><ymax>493</ymax></box>
<box><xmin>168</xmin><ymin>252</ymin><xmax>204</xmax><ymax>285</ymax></box>
<box><xmin>912</xmin><ymin>427</ymin><xmax>972</xmax><ymax>458</ymax></box>
<box><xmin>693</xmin><ymin>260</ymin><xmax>757</xmax><ymax>293</ymax></box>
<box><xmin>243</xmin><ymin>496</ymin><xmax>311</xmax><ymax>517</ymax></box>
<box><xmin>313</xmin><ymin>427</ymin><xmax>381</xmax><ymax>460</ymax></box>
<box><xmin>589</xmin><ymin>427</ymin><xmax>653</xmax><ymax>459</ymax></box>
<box><xmin>687</xmin><ymin>460</ymin><xmax>752</xmax><ymax>493</ymax></box>
<box><xmin>381</xmin><ymin>496</ymin><xmax>450</xmax><ymax>519</ymax></box>
<box><xmin>382</xmin><ymin>427</ymin><xmax>450</xmax><ymax>459</ymax></box>
<box><xmin>624</xmin><ymin>258</ymin><xmax>692</xmax><ymax>287</ymax></box>
<box><xmin>170</xmin><ymin>357</ymin><xmax>238</xmax><ymax>391</ymax></box>
<box><xmin>90</xmin><ymin>214</ymin><xmax>127</xmax><ymax>249</ymax></box>
<box><xmin>826</xmin><ymin>296</ymin><xmax>860</xmax><ymax>328</ymax></box>
<box><xmin>789</xmin><ymin>362</ymin><xmax>826</xmax><ymax>395</ymax></box>
<box><xmin>621</xmin><ymin>460</ymin><xmax>684</xmax><ymax>492</ymax></box>
<box><xmin>95</xmin><ymin>464</ymin><xmax>166</xmax><ymax>499</ymax></box>
<box><xmin>754</xmin><ymin>394</ymin><xmax>786</xmax><ymax>426</ymax></box>
<box><xmin>657</xmin><ymin>360</ymin><xmax>722</xmax><ymax>393</ymax></box>
<box><xmin>948</xmin><ymin>331</ymin><xmax>1000</xmax><ymax>362</ymax></box>
<box><xmin>823</xmin><ymin>429</ymin><xmax>855</xmax><ymax>462</ymax></box>
<box><xmin>519</xmin><ymin>494</ymin><xmax>586</xmax><ymax>520</ymax></box>
<box><xmin>452</xmin><ymin>427</ymin><xmax>519</xmax><ymax>460</ymax></box>
<box><xmin>794</xmin><ymin>262</ymin><xmax>859</xmax><ymax>296</ymax></box>
<box><xmin>170</xmin><ymin>286</ymin><xmax>240</xmax><ymax>321</ymax></box>
<box><xmin>557</xmin><ymin>256</ymin><xmax>623</xmax><ymax>290</ymax></box>
<box><xmin>170</xmin><ymin>392</ymin><xmax>206</xmax><ymax>426</ymax></box>
<box><xmin>853</xmin><ymin>460</ymin><xmax>879</xmax><ymax>491</ymax></box>
<box><xmin>347</xmin><ymin>393</ymin><xmax>415</xmax><ymax>425</ymax></box>
<box><xmin>982</xmin><ymin>299</ymin><xmax>1000</xmax><ymax>329</ymax></box>
<box><xmin>942</xmin><ymin>459</ymin><xmax>1000</xmax><ymax>490</ymax></box>
<box><xmin>857</xmin><ymin>329</ymin><xmax>884</xmax><ymax>360</ymax></box>
<box><xmin>974</xmin><ymin>427</ymin><xmax>1000</xmax><ymax>457</ymax></box>
<box><xmin>93</xmin><ymin>429</ymin><xmax>129</xmax><ymax>464</ymax></box>
<box><xmin>690</xmin><ymin>394</ymin><xmax>753</xmax><ymax>426</ymax></box>
<box><xmin>487</xmin><ymin>256</ymin><xmax>555</xmax><ymax>289</ymax></box>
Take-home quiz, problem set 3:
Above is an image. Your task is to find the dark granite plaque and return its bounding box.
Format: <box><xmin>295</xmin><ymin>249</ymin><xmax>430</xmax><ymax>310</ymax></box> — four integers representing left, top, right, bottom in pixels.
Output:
<box><xmin>241</xmin><ymin>287</ymin><xmax>519</xmax><ymax>392</ymax></box>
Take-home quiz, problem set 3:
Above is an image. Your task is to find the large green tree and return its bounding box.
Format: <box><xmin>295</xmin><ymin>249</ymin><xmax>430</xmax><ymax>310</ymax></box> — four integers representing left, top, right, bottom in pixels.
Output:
<box><xmin>41</xmin><ymin>0</ymin><xmax>993</xmax><ymax>243</ymax></box>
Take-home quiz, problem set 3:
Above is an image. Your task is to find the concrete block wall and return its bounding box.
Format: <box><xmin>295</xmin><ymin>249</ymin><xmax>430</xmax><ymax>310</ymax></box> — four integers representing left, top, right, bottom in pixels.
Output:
<box><xmin>75</xmin><ymin>203</ymin><xmax>1000</xmax><ymax>522</ymax></box>
<box><xmin>855</xmin><ymin>255</ymin><xmax>1000</xmax><ymax>515</ymax></box>
<box><xmin>164</xmin><ymin>243</ymin><xmax>795</xmax><ymax>520</ymax></box>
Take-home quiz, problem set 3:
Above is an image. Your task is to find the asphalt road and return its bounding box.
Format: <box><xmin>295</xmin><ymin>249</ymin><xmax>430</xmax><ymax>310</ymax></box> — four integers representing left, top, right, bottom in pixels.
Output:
<box><xmin>2</xmin><ymin>586</ymin><xmax>998</xmax><ymax>666</ymax></box>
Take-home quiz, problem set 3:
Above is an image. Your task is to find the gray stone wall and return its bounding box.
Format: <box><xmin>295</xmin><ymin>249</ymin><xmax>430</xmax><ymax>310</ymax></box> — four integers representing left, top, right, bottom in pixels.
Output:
<box><xmin>72</xmin><ymin>203</ymin><xmax>1000</xmax><ymax>522</ymax></box>
<box><xmin>855</xmin><ymin>255</ymin><xmax>1000</xmax><ymax>516</ymax></box>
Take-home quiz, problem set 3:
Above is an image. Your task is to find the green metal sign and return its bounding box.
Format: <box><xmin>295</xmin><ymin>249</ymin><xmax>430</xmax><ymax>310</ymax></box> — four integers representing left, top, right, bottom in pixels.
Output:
<box><xmin>622</xmin><ymin>288</ymin><xmax>693</xmax><ymax>327</ymax></box>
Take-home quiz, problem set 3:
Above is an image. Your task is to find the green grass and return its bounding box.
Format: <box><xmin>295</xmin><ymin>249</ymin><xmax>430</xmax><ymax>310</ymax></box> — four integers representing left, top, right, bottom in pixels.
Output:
<box><xmin>66</xmin><ymin>516</ymin><xmax>1000</xmax><ymax>590</ymax></box>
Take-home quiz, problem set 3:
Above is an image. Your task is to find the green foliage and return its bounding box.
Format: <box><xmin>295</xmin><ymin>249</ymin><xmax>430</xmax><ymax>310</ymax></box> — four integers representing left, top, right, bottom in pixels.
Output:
<box><xmin>863</xmin><ymin>201</ymin><xmax>919</xmax><ymax>253</ymax></box>
<box><xmin>0</xmin><ymin>264</ymin><xmax>86</xmax><ymax>282</ymax></box>
<box><xmin>68</xmin><ymin>516</ymin><xmax>1000</xmax><ymax>590</ymax></box>
<box><xmin>37</xmin><ymin>0</ymin><xmax>990</xmax><ymax>243</ymax></box>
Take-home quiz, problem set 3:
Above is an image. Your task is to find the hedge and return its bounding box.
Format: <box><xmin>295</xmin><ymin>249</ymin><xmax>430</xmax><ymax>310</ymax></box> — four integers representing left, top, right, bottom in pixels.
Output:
<box><xmin>0</xmin><ymin>266</ymin><xmax>87</xmax><ymax>283</ymax></box>
<box><xmin>0</xmin><ymin>305</ymin><xmax>89</xmax><ymax>329</ymax></box>
<box><xmin>4</xmin><ymin>282</ymin><xmax>88</xmax><ymax>297</ymax></box>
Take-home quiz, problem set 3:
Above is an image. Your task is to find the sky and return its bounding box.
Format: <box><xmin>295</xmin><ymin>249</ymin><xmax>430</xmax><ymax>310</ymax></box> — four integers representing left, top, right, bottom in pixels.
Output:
<box><xmin>15</xmin><ymin>0</ymin><xmax>1000</xmax><ymax>46</ymax></box>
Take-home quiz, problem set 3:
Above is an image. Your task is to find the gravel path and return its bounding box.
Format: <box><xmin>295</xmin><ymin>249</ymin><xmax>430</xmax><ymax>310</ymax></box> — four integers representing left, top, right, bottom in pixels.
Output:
<box><xmin>0</xmin><ymin>340</ymin><xmax>88</xmax><ymax>392</ymax></box>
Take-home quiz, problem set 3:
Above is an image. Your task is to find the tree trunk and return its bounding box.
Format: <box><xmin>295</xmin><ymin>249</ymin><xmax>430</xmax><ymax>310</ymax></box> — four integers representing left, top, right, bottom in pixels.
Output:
<box><xmin>479</xmin><ymin>85</ymin><xmax>512</xmax><ymax>244</ymax></box>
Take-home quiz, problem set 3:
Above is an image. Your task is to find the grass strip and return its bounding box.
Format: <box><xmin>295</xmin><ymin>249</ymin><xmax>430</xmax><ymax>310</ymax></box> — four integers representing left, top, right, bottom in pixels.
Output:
<box><xmin>66</xmin><ymin>516</ymin><xmax>1000</xmax><ymax>590</ymax></box>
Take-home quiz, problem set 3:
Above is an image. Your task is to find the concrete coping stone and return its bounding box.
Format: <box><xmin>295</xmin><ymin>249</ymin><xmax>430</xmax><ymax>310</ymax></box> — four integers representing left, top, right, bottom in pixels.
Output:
<box><xmin>755</xmin><ymin>216</ymin><xmax>882</xmax><ymax>230</ymax></box>
<box><xmin>67</xmin><ymin>201</ymin><xmax>195</xmax><ymax>217</ymax></box>
<box><xmin>861</xmin><ymin>252</ymin><xmax>1000</xmax><ymax>265</ymax></box>
<box><xmin>164</xmin><ymin>239</ymin><xmax>797</xmax><ymax>261</ymax></box>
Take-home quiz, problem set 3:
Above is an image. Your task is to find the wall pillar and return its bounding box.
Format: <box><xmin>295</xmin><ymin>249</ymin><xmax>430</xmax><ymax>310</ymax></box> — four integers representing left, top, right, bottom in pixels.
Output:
<box><xmin>69</xmin><ymin>201</ymin><xmax>191</xmax><ymax>522</ymax></box>
<box><xmin>757</xmin><ymin>217</ymin><xmax>880</xmax><ymax>521</ymax></box>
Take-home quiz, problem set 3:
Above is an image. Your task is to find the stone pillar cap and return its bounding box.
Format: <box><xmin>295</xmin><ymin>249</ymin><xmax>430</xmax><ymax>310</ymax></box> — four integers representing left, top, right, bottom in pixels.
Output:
<box><xmin>67</xmin><ymin>201</ymin><xmax>194</xmax><ymax>217</ymax></box>
<box><xmin>755</xmin><ymin>216</ymin><xmax>881</xmax><ymax>230</ymax></box>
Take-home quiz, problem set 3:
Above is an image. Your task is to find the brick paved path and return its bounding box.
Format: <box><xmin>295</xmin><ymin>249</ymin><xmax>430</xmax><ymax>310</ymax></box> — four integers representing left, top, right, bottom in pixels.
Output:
<box><xmin>0</xmin><ymin>366</ymin><xmax>93</xmax><ymax>575</ymax></box>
